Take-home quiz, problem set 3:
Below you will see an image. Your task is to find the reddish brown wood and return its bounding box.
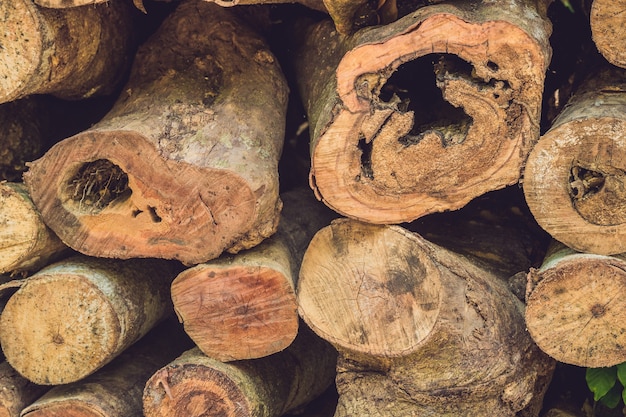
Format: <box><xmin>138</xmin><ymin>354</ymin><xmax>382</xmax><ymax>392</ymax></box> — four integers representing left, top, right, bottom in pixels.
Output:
<box><xmin>24</xmin><ymin>0</ymin><xmax>288</xmax><ymax>265</ymax></box>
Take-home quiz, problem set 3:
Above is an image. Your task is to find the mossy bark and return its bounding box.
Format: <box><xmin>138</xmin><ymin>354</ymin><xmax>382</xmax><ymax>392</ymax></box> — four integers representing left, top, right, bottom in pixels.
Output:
<box><xmin>24</xmin><ymin>0</ymin><xmax>288</xmax><ymax>265</ymax></box>
<box><xmin>292</xmin><ymin>0</ymin><xmax>551</xmax><ymax>224</ymax></box>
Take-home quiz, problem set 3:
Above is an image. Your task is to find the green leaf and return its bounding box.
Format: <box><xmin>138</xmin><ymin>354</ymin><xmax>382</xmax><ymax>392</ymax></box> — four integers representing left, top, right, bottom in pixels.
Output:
<box><xmin>559</xmin><ymin>0</ymin><xmax>575</xmax><ymax>13</ymax></box>
<box><xmin>616</xmin><ymin>362</ymin><xmax>626</xmax><ymax>386</ymax></box>
<box><xmin>600</xmin><ymin>383</ymin><xmax>623</xmax><ymax>409</ymax></box>
<box><xmin>586</xmin><ymin>367</ymin><xmax>618</xmax><ymax>401</ymax></box>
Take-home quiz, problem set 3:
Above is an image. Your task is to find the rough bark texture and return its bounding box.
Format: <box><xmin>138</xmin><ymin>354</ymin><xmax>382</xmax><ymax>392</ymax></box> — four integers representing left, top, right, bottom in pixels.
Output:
<box><xmin>171</xmin><ymin>188</ymin><xmax>336</xmax><ymax>361</ymax></box>
<box><xmin>0</xmin><ymin>0</ymin><xmax>133</xmax><ymax>104</ymax></box>
<box><xmin>321</xmin><ymin>0</ymin><xmax>398</xmax><ymax>35</ymax></box>
<box><xmin>298</xmin><ymin>218</ymin><xmax>554</xmax><ymax>416</ymax></box>
<box><xmin>590</xmin><ymin>0</ymin><xmax>626</xmax><ymax>68</ymax></box>
<box><xmin>0</xmin><ymin>183</ymin><xmax>68</xmax><ymax>275</ymax></box>
<box><xmin>0</xmin><ymin>361</ymin><xmax>48</xmax><ymax>417</ymax></box>
<box><xmin>24</xmin><ymin>0</ymin><xmax>288</xmax><ymax>265</ymax></box>
<box><xmin>524</xmin><ymin>66</ymin><xmax>626</xmax><ymax>255</ymax></box>
<box><xmin>0</xmin><ymin>255</ymin><xmax>176</xmax><ymax>385</ymax></box>
<box><xmin>292</xmin><ymin>0</ymin><xmax>552</xmax><ymax>224</ymax></box>
<box><xmin>142</xmin><ymin>326</ymin><xmax>337</xmax><ymax>417</ymax></box>
<box><xmin>526</xmin><ymin>241</ymin><xmax>626</xmax><ymax>368</ymax></box>
<box><xmin>20</xmin><ymin>319</ymin><xmax>193</xmax><ymax>417</ymax></box>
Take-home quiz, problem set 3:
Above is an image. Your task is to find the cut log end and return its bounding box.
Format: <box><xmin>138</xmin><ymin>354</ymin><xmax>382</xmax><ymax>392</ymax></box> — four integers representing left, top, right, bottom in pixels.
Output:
<box><xmin>143</xmin><ymin>365</ymin><xmax>250</xmax><ymax>417</ymax></box>
<box><xmin>298</xmin><ymin>219</ymin><xmax>442</xmax><ymax>357</ymax></box>
<box><xmin>591</xmin><ymin>0</ymin><xmax>626</xmax><ymax>68</ymax></box>
<box><xmin>308</xmin><ymin>11</ymin><xmax>549</xmax><ymax>223</ymax></box>
<box><xmin>172</xmin><ymin>265</ymin><xmax>298</xmax><ymax>361</ymax></box>
<box><xmin>524</xmin><ymin>116</ymin><xmax>626</xmax><ymax>255</ymax></box>
<box><xmin>0</xmin><ymin>275</ymin><xmax>119</xmax><ymax>385</ymax></box>
<box><xmin>526</xmin><ymin>255</ymin><xmax>626</xmax><ymax>368</ymax></box>
<box><xmin>24</xmin><ymin>131</ymin><xmax>259</xmax><ymax>264</ymax></box>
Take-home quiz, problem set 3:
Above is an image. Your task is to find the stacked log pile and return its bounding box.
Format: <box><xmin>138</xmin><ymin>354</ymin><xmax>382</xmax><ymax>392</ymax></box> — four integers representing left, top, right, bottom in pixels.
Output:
<box><xmin>0</xmin><ymin>0</ymin><xmax>623</xmax><ymax>415</ymax></box>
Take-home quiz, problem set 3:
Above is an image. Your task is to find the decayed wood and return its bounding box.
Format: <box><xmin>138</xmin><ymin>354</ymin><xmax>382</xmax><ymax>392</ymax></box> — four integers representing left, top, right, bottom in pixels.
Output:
<box><xmin>293</xmin><ymin>0</ymin><xmax>552</xmax><ymax>224</ymax></box>
<box><xmin>142</xmin><ymin>326</ymin><xmax>337</xmax><ymax>417</ymax></box>
<box><xmin>590</xmin><ymin>0</ymin><xmax>626</xmax><ymax>68</ymax></box>
<box><xmin>0</xmin><ymin>0</ymin><xmax>133</xmax><ymax>104</ymax></box>
<box><xmin>524</xmin><ymin>66</ymin><xmax>626</xmax><ymax>255</ymax></box>
<box><xmin>0</xmin><ymin>361</ymin><xmax>48</xmax><ymax>417</ymax></box>
<box><xmin>298</xmin><ymin>218</ymin><xmax>554</xmax><ymax>416</ymax></box>
<box><xmin>20</xmin><ymin>319</ymin><xmax>193</xmax><ymax>417</ymax></box>
<box><xmin>525</xmin><ymin>241</ymin><xmax>626</xmax><ymax>368</ymax></box>
<box><xmin>0</xmin><ymin>183</ymin><xmax>68</xmax><ymax>275</ymax></box>
<box><xmin>0</xmin><ymin>255</ymin><xmax>176</xmax><ymax>385</ymax></box>
<box><xmin>205</xmin><ymin>0</ymin><xmax>326</xmax><ymax>12</ymax></box>
<box><xmin>171</xmin><ymin>188</ymin><xmax>336</xmax><ymax>361</ymax></box>
<box><xmin>24</xmin><ymin>0</ymin><xmax>288</xmax><ymax>265</ymax></box>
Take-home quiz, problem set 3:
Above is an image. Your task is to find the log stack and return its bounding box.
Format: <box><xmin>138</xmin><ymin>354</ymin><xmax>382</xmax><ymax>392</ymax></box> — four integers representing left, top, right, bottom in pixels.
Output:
<box><xmin>0</xmin><ymin>0</ymin><xmax>623</xmax><ymax>415</ymax></box>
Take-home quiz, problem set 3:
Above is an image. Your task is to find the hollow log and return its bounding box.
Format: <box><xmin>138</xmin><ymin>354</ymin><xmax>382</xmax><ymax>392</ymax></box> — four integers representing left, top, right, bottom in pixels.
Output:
<box><xmin>0</xmin><ymin>255</ymin><xmax>177</xmax><ymax>385</ymax></box>
<box><xmin>292</xmin><ymin>0</ymin><xmax>552</xmax><ymax>224</ymax></box>
<box><xmin>590</xmin><ymin>0</ymin><xmax>626</xmax><ymax>69</ymax></box>
<box><xmin>525</xmin><ymin>241</ymin><xmax>626</xmax><ymax>368</ymax></box>
<box><xmin>524</xmin><ymin>66</ymin><xmax>626</xmax><ymax>255</ymax></box>
<box><xmin>297</xmin><ymin>218</ymin><xmax>554</xmax><ymax>416</ymax></box>
<box><xmin>0</xmin><ymin>183</ymin><xmax>68</xmax><ymax>275</ymax></box>
<box><xmin>0</xmin><ymin>0</ymin><xmax>133</xmax><ymax>104</ymax></box>
<box><xmin>0</xmin><ymin>361</ymin><xmax>48</xmax><ymax>417</ymax></box>
<box><xmin>171</xmin><ymin>188</ymin><xmax>336</xmax><ymax>361</ymax></box>
<box><xmin>142</xmin><ymin>325</ymin><xmax>337</xmax><ymax>417</ymax></box>
<box><xmin>20</xmin><ymin>319</ymin><xmax>193</xmax><ymax>417</ymax></box>
<box><xmin>24</xmin><ymin>0</ymin><xmax>288</xmax><ymax>265</ymax></box>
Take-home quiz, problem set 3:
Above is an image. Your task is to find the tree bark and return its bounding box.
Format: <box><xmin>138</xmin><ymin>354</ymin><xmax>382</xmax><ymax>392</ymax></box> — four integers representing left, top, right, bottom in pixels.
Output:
<box><xmin>171</xmin><ymin>188</ymin><xmax>336</xmax><ymax>361</ymax></box>
<box><xmin>0</xmin><ymin>0</ymin><xmax>133</xmax><ymax>104</ymax></box>
<box><xmin>292</xmin><ymin>0</ymin><xmax>552</xmax><ymax>224</ymax></box>
<box><xmin>142</xmin><ymin>325</ymin><xmax>337</xmax><ymax>417</ymax></box>
<box><xmin>590</xmin><ymin>0</ymin><xmax>626</xmax><ymax>68</ymax></box>
<box><xmin>20</xmin><ymin>319</ymin><xmax>193</xmax><ymax>417</ymax></box>
<box><xmin>0</xmin><ymin>255</ymin><xmax>176</xmax><ymax>385</ymax></box>
<box><xmin>524</xmin><ymin>66</ymin><xmax>626</xmax><ymax>255</ymax></box>
<box><xmin>525</xmin><ymin>241</ymin><xmax>626</xmax><ymax>368</ymax></box>
<box><xmin>0</xmin><ymin>361</ymin><xmax>48</xmax><ymax>417</ymax></box>
<box><xmin>204</xmin><ymin>0</ymin><xmax>327</xmax><ymax>12</ymax></box>
<box><xmin>297</xmin><ymin>218</ymin><xmax>554</xmax><ymax>416</ymax></box>
<box><xmin>0</xmin><ymin>183</ymin><xmax>68</xmax><ymax>275</ymax></box>
<box><xmin>24</xmin><ymin>0</ymin><xmax>288</xmax><ymax>265</ymax></box>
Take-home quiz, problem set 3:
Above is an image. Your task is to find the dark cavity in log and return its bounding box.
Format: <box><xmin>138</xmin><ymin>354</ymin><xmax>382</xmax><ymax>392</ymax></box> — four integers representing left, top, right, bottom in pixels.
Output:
<box><xmin>65</xmin><ymin>159</ymin><xmax>130</xmax><ymax>213</ymax></box>
<box><xmin>380</xmin><ymin>54</ymin><xmax>474</xmax><ymax>147</ymax></box>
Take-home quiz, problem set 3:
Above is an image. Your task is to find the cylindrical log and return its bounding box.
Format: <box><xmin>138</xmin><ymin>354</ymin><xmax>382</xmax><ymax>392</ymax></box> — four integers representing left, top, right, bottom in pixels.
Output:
<box><xmin>292</xmin><ymin>0</ymin><xmax>552</xmax><ymax>224</ymax></box>
<box><xmin>20</xmin><ymin>319</ymin><xmax>193</xmax><ymax>417</ymax></box>
<box><xmin>0</xmin><ymin>183</ymin><xmax>68</xmax><ymax>275</ymax></box>
<box><xmin>24</xmin><ymin>0</ymin><xmax>288</xmax><ymax>265</ymax></box>
<box><xmin>524</xmin><ymin>66</ymin><xmax>626</xmax><ymax>255</ymax></box>
<box><xmin>525</xmin><ymin>241</ymin><xmax>626</xmax><ymax>368</ymax></box>
<box><xmin>590</xmin><ymin>0</ymin><xmax>626</xmax><ymax>68</ymax></box>
<box><xmin>321</xmin><ymin>0</ymin><xmax>398</xmax><ymax>35</ymax></box>
<box><xmin>142</xmin><ymin>325</ymin><xmax>337</xmax><ymax>417</ymax></box>
<box><xmin>0</xmin><ymin>0</ymin><xmax>133</xmax><ymax>104</ymax></box>
<box><xmin>0</xmin><ymin>255</ymin><xmax>176</xmax><ymax>385</ymax></box>
<box><xmin>171</xmin><ymin>188</ymin><xmax>336</xmax><ymax>361</ymax></box>
<box><xmin>298</xmin><ymin>218</ymin><xmax>554</xmax><ymax>416</ymax></box>
<box><xmin>0</xmin><ymin>361</ymin><xmax>48</xmax><ymax>417</ymax></box>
